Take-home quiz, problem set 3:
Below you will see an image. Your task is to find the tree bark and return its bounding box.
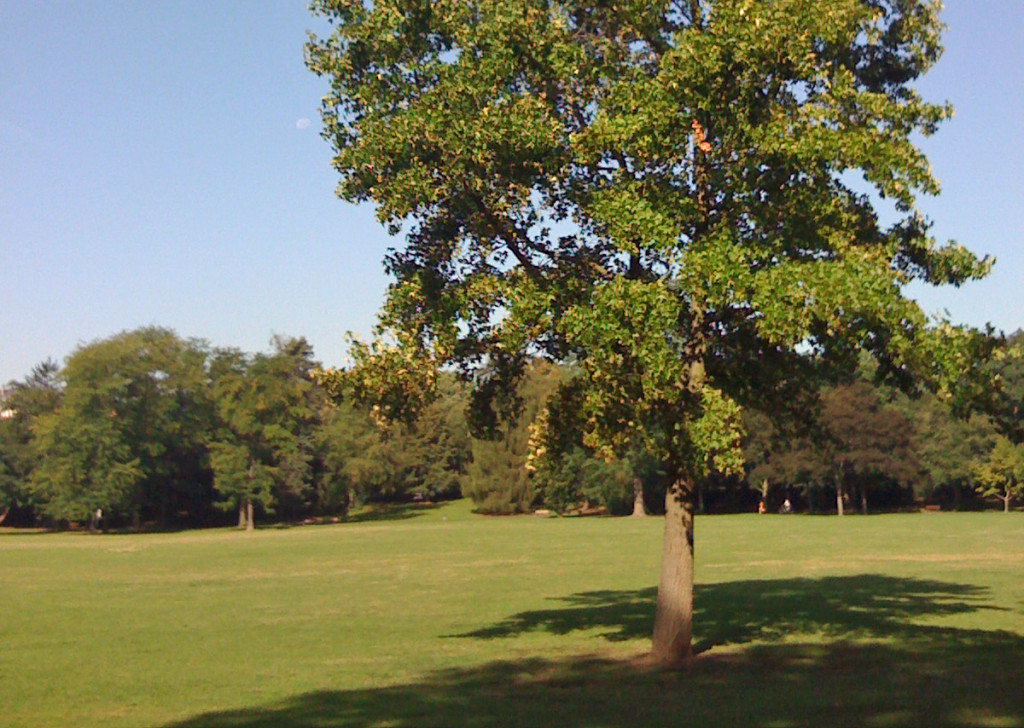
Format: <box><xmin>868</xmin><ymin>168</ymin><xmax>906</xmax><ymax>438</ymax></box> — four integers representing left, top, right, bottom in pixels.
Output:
<box><xmin>0</xmin><ymin>505</ymin><xmax>10</xmax><ymax>525</ymax></box>
<box><xmin>860</xmin><ymin>486</ymin><xmax>868</xmax><ymax>515</ymax></box>
<box><xmin>238</xmin><ymin>502</ymin><xmax>247</xmax><ymax>529</ymax></box>
<box><xmin>631</xmin><ymin>478</ymin><xmax>646</xmax><ymax>517</ymax></box>
<box><xmin>651</xmin><ymin>479</ymin><xmax>695</xmax><ymax>663</ymax></box>
<box><xmin>1004</xmin><ymin>492</ymin><xmax>1011</xmax><ymax>513</ymax></box>
<box><xmin>836</xmin><ymin>476</ymin><xmax>845</xmax><ymax>517</ymax></box>
<box><xmin>246</xmin><ymin>499</ymin><xmax>254</xmax><ymax>531</ymax></box>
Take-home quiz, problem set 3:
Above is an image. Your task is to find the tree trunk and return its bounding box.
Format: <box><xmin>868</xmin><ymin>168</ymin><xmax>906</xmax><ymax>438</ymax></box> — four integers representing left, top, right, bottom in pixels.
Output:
<box><xmin>651</xmin><ymin>479</ymin><xmax>695</xmax><ymax>663</ymax></box>
<box><xmin>836</xmin><ymin>476</ymin><xmax>845</xmax><ymax>517</ymax></box>
<box><xmin>697</xmin><ymin>483</ymin><xmax>706</xmax><ymax>515</ymax></box>
<box><xmin>246</xmin><ymin>499</ymin><xmax>254</xmax><ymax>531</ymax></box>
<box><xmin>238</xmin><ymin>502</ymin><xmax>247</xmax><ymax>529</ymax></box>
<box><xmin>0</xmin><ymin>505</ymin><xmax>10</xmax><ymax>525</ymax></box>
<box><xmin>860</xmin><ymin>486</ymin><xmax>868</xmax><ymax>515</ymax></box>
<box><xmin>631</xmin><ymin>478</ymin><xmax>646</xmax><ymax>517</ymax></box>
<box><xmin>1004</xmin><ymin>492</ymin><xmax>1011</xmax><ymax>513</ymax></box>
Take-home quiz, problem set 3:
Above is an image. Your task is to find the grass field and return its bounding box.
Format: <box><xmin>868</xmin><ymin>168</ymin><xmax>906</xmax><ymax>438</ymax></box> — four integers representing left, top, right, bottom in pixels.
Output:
<box><xmin>2</xmin><ymin>502</ymin><xmax>1023</xmax><ymax>727</ymax></box>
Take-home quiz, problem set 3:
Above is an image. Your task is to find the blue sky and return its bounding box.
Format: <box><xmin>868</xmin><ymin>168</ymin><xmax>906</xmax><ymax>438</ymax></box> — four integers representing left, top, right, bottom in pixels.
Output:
<box><xmin>1</xmin><ymin>1</ymin><xmax>1021</xmax><ymax>384</ymax></box>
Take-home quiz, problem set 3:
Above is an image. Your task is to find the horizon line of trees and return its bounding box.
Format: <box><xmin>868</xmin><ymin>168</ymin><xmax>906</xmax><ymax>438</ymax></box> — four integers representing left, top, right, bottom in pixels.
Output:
<box><xmin>2</xmin><ymin>326</ymin><xmax>1022</xmax><ymax>531</ymax></box>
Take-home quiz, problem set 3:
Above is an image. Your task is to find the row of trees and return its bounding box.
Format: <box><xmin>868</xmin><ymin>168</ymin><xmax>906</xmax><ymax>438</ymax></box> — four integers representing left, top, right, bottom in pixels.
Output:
<box><xmin>5</xmin><ymin>327</ymin><xmax>1019</xmax><ymax>530</ymax></box>
<box><xmin>0</xmin><ymin>328</ymin><xmax>473</xmax><ymax>530</ymax></box>
<box><xmin>743</xmin><ymin>377</ymin><xmax>1015</xmax><ymax>515</ymax></box>
<box><xmin>0</xmin><ymin>334</ymin><xmax>644</xmax><ymax>527</ymax></box>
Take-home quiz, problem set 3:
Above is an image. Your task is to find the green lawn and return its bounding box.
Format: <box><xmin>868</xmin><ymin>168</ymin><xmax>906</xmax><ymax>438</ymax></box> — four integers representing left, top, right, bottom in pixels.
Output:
<box><xmin>2</xmin><ymin>503</ymin><xmax>1022</xmax><ymax>727</ymax></box>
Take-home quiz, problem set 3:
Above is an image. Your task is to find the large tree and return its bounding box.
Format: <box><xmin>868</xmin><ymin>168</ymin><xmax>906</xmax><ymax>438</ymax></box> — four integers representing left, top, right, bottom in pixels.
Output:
<box><xmin>30</xmin><ymin>328</ymin><xmax>211</xmax><ymax>529</ymax></box>
<box><xmin>820</xmin><ymin>381</ymin><xmax>921</xmax><ymax>515</ymax></box>
<box><xmin>308</xmin><ymin>0</ymin><xmax>992</xmax><ymax>662</ymax></box>
<box><xmin>209</xmin><ymin>338</ymin><xmax>318</xmax><ymax>530</ymax></box>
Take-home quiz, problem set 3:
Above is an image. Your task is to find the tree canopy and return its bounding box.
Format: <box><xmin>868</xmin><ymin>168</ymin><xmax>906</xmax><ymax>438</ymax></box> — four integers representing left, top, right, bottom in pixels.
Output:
<box><xmin>208</xmin><ymin>336</ymin><xmax>331</xmax><ymax>529</ymax></box>
<box><xmin>29</xmin><ymin>328</ymin><xmax>211</xmax><ymax>528</ymax></box>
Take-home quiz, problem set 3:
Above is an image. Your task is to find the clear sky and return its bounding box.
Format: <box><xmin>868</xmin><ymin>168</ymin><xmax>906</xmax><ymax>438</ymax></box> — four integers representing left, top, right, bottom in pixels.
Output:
<box><xmin>1</xmin><ymin>1</ymin><xmax>1021</xmax><ymax>384</ymax></box>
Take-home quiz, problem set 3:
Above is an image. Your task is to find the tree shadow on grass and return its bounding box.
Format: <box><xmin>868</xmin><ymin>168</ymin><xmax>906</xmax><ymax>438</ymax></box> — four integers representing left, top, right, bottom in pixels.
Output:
<box><xmin>343</xmin><ymin>502</ymin><xmax>443</xmax><ymax>524</ymax></box>
<box><xmin>459</xmin><ymin>574</ymin><xmax>1007</xmax><ymax>651</ymax></box>
<box><xmin>162</xmin><ymin>575</ymin><xmax>1024</xmax><ymax>728</ymax></box>
<box><xmin>0</xmin><ymin>527</ymin><xmax>51</xmax><ymax>536</ymax></box>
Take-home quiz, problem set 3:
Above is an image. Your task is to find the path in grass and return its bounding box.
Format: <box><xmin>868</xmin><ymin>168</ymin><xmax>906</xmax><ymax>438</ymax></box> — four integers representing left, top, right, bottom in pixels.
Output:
<box><xmin>2</xmin><ymin>503</ymin><xmax>1022</xmax><ymax>727</ymax></box>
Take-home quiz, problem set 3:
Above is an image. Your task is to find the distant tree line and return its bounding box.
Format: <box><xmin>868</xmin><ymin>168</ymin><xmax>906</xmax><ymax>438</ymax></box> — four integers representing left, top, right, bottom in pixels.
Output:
<box><xmin>0</xmin><ymin>328</ymin><xmax>473</xmax><ymax>530</ymax></box>
<box><xmin>740</xmin><ymin>332</ymin><xmax>1024</xmax><ymax>515</ymax></box>
<box><xmin>1</xmin><ymin>327</ymin><xmax>1022</xmax><ymax>529</ymax></box>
